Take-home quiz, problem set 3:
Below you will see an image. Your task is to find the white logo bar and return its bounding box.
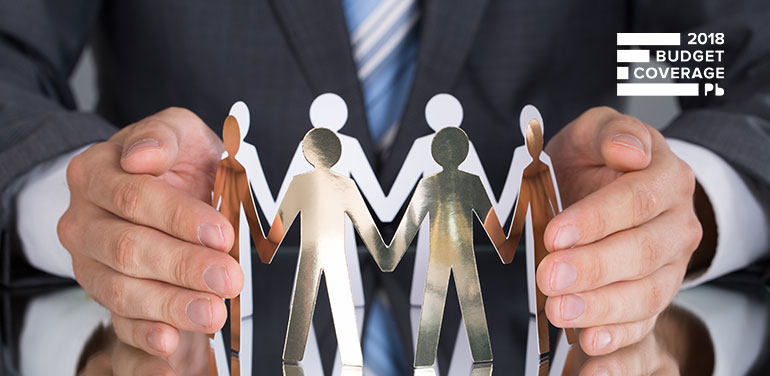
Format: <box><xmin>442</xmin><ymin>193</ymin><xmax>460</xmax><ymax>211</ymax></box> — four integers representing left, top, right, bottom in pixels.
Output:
<box><xmin>617</xmin><ymin>33</ymin><xmax>680</xmax><ymax>46</ymax></box>
<box><xmin>617</xmin><ymin>50</ymin><xmax>650</xmax><ymax>63</ymax></box>
<box><xmin>617</xmin><ymin>83</ymin><xmax>699</xmax><ymax>96</ymax></box>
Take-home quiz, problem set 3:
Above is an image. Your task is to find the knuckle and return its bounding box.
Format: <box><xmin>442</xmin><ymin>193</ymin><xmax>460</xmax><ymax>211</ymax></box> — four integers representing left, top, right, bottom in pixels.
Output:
<box><xmin>631</xmin><ymin>181</ymin><xmax>657</xmax><ymax>225</ymax></box>
<box><xmin>113</xmin><ymin>176</ymin><xmax>147</xmax><ymax>221</ymax></box>
<box><xmin>688</xmin><ymin>214</ymin><xmax>704</xmax><ymax>251</ymax></box>
<box><xmin>56</xmin><ymin>212</ymin><xmax>75</xmax><ymax>250</ymax></box>
<box><xmin>66</xmin><ymin>153</ymin><xmax>86</xmax><ymax>188</ymax></box>
<box><xmin>170</xmin><ymin>246</ymin><xmax>191</xmax><ymax>287</ymax></box>
<box><xmin>646</xmin><ymin>277</ymin><xmax>667</xmax><ymax>317</ymax></box>
<box><xmin>165</xmin><ymin>201</ymin><xmax>189</xmax><ymax>238</ymax></box>
<box><xmin>104</xmin><ymin>279</ymin><xmax>127</xmax><ymax>315</ymax></box>
<box><xmin>635</xmin><ymin>227</ymin><xmax>659</xmax><ymax>275</ymax></box>
<box><xmin>677</xmin><ymin>159</ymin><xmax>697</xmax><ymax>196</ymax></box>
<box><xmin>114</xmin><ymin>229</ymin><xmax>139</xmax><ymax>274</ymax></box>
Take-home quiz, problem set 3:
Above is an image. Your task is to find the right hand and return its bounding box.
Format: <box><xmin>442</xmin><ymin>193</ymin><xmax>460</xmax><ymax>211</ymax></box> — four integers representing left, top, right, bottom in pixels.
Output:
<box><xmin>59</xmin><ymin>107</ymin><xmax>242</xmax><ymax>356</ymax></box>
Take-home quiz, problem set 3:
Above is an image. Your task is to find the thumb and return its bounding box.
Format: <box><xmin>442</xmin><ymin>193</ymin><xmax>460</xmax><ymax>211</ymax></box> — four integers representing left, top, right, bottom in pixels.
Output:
<box><xmin>119</xmin><ymin>120</ymin><xmax>180</xmax><ymax>176</ymax></box>
<box><xmin>598</xmin><ymin>115</ymin><xmax>653</xmax><ymax>172</ymax></box>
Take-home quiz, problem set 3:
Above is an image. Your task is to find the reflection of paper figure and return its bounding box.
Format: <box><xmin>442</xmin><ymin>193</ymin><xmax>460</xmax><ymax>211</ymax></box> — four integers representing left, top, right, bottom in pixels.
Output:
<box><xmin>249</xmin><ymin>128</ymin><xmax>391</xmax><ymax>367</ymax></box>
<box><xmin>498</xmin><ymin>114</ymin><xmax>577</xmax><ymax>354</ymax></box>
<box><xmin>211</xmin><ymin>114</ymin><xmax>266</xmax><ymax>376</ymax></box>
<box><xmin>383</xmin><ymin>127</ymin><xmax>517</xmax><ymax>367</ymax></box>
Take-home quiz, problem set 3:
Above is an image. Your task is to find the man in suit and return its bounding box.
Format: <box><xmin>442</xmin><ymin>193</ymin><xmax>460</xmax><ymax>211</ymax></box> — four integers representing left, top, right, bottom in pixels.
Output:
<box><xmin>1</xmin><ymin>0</ymin><xmax>768</xmax><ymax>373</ymax></box>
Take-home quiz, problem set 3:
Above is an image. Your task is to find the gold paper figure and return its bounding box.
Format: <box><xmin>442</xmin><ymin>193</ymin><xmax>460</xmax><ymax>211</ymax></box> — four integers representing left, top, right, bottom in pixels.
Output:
<box><xmin>249</xmin><ymin>128</ymin><xmax>391</xmax><ymax>367</ymax></box>
<box><xmin>382</xmin><ymin>127</ymin><xmax>518</xmax><ymax>367</ymax></box>
<box><xmin>500</xmin><ymin>118</ymin><xmax>577</xmax><ymax>354</ymax></box>
<box><xmin>211</xmin><ymin>115</ymin><xmax>266</xmax><ymax>376</ymax></box>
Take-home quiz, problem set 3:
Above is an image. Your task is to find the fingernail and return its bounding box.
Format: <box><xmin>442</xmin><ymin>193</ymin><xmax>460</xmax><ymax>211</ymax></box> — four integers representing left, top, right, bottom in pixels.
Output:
<box><xmin>203</xmin><ymin>265</ymin><xmax>232</xmax><ymax>295</ymax></box>
<box><xmin>554</xmin><ymin>225</ymin><xmax>580</xmax><ymax>250</ymax></box>
<box><xmin>551</xmin><ymin>262</ymin><xmax>577</xmax><ymax>291</ymax></box>
<box><xmin>198</xmin><ymin>223</ymin><xmax>224</xmax><ymax>249</ymax></box>
<box><xmin>123</xmin><ymin>138</ymin><xmax>160</xmax><ymax>159</ymax></box>
<box><xmin>186</xmin><ymin>298</ymin><xmax>212</xmax><ymax>328</ymax></box>
<box><xmin>594</xmin><ymin>329</ymin><xmax>612</xmax><ymax>350</ymax></box>
<box><xmin>593</xmin><ymin>368</ymin><xmax>610</xmax><ymax>376</ymax></box>
<box><xmin>612</xmin><ymin>133</ymin><xmax>645</xmax><ymax>154</ymax></box>
<box><xmin>561</xmin><ymin>294</ymin><xmax>586</xmax><ymax>321</ymax></box>
<box><xmin>147</xmin><ymin>328</ymin><xmax>168</xmax><ymax>353</ymax></box>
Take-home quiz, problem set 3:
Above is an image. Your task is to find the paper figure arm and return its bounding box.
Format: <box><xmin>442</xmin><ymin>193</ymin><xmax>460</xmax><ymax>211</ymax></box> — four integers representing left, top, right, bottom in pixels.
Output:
<box><xmin>357</xmin><ymin>141</ymin><xmax>425</xmax><ymax>222</ymax></box>
<box><xmin>212</xmin><ymin>163</ymin><xmax>226</xmax><ymax>209</ymax></box>
<box><xmin>542</xmin><ymin>170</ymin><xmax>560</xmax><ymax>217</ymax></box>
<box><xmin>344</xmin><ymin>181</ymin><xmax>391</xmax><ymax>272</ymax></box>
<box><xmin>471</xmin><ymin>177</ymin><xmax>514</xmax><ymax>264</ymax></box>
<box><xmin>483</xmin><ymin>178</ymin><xmax>530</xmax><ymax>264</ymax></box>
<box><xmin>382</xmin><ymin>180</ymin><xmax>430</xmax><ymax>272</ymax></box>
<box><xmin>248</xmin><ymin>178</ymin><xmax>300</xmax><ymax>264</ymax></box>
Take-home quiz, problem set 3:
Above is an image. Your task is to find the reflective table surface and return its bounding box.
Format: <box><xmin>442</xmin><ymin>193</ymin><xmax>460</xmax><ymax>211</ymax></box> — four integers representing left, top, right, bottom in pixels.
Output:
<box><xmin>2</xmin><ymin>246</ymin><xmax>769</xmax><ymax>375</ymax></box>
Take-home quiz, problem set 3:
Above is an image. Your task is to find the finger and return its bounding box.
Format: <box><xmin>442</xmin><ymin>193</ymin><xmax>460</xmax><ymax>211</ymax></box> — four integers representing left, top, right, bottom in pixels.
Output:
<box><xmin>67</xmin><ymin>143</ymin><xmax>233</xmax><ymax>252</ymax></box>
<box><xmin>578</xmin><ymin>331</ymin><xmax>665</xmax><ymax>376</ymax></box>
<box><xmin>578</xmin><ymin>317</ymin><xmax>657</xmax><ymax>356</ymax></box>
<box><xmin>68</xmin><ymin>208</ymin><xmax>243</xmax><ymax>297</ymax></box>
<box><xmin>76</xmin><ymin>258</ymin><xmax>228</xmax><ymax>333</ymax></box>
<box><xmin>112</xmin><ymin>314</ymin><xmax>180</xmax><ymax>356</ymax></box>
<box><xmin>114</xmin><ymin>107</ymin><xmax>211</xmax><ymax>176</ymax></box>
<box><xmin>111</xmin><ymin>340</ymin><xmax>177</xmax><ymax>376</ymax></box>
<box><xmin>545</xmin><ymin>149</ymin><xmax>694</xmax><ymax>251</ymax></box>
<box><xmin>538</xmin><ymin>210</ymin><xmax>696</xmax><ymax>295</ymax></box>
<box><xmin>79</xmin><ymin>351</ymin><xmax>113</xmax><ymax>376</ymax></box>
<box><xmin>545</xmin><ymin>263</ymin><xmax>684</xmax><ymax>328</ymax></box>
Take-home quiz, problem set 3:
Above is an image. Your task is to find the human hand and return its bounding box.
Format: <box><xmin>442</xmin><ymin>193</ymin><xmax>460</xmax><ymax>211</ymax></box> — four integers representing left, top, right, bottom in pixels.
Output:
<box><xmin>536</xmin><ymin>107</ymin><xmax>703</xmax><ymax>355</ymax></box>
<box><xmin>59</xmin><ymin>107</ymin><xmax>242</xmax><ymax>356</ymax></box>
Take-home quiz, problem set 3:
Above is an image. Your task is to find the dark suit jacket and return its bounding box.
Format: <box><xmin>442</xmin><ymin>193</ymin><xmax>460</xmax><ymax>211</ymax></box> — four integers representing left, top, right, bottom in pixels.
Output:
<box><xmin>1</xmin><ymin>0</ymin><xmax>769</xmax><ymax>373</ymax></box>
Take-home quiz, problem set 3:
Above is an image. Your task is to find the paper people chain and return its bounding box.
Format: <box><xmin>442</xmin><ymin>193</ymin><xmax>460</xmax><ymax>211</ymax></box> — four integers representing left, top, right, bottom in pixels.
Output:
<box><xmin>208</xmin><ymin>94</ymin><xmax>576</xmax><ymax>374</ymax></box>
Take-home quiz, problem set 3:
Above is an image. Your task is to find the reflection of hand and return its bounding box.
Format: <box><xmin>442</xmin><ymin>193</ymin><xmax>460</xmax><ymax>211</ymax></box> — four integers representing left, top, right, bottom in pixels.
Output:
<box><xmin>79</xmin><ymin>328</ymin><xmax>210</xmax><ymax>375</ymax></box>
<box><xmin>537</xmin><ymin>107</ymin><xmax>703</xmax><ymax>355</ymax></box>
<box><xmin>561</xmin><ymin>305</ymin><xmax>713</xmax><ymax>376</ymax></box>
<box><xmin>58</xmin><ymin>107</ymin><xmax>243</xmax><ymax>356</ymax></box>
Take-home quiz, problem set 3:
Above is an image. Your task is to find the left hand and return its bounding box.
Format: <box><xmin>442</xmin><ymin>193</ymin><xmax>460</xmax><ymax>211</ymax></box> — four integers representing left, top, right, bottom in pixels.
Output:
<box><xmin>537</xmin><ymin>106</ymin><xmax>703</xmax><ymax>356</ymax></box>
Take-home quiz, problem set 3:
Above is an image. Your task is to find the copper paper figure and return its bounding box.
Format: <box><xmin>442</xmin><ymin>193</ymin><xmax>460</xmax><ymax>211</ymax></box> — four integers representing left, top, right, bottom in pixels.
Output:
<box><xmin>210</xmin><ymin>115</ymin><xmax>267</xmax><ymax>376</ymax></box>
<box><xmin>383</xmin><ymin>127</ymin><xmax>518</xmax><ymax>368</ymax></box>
<box><xmin>500</xmin><ymin>118</ymin><xmax>577</xmax><ymax>354</ymax></box>
<box><xmin>249</xmin><ymin>127</ymin><xmax>391</xmax><ymax>367</ymax></box>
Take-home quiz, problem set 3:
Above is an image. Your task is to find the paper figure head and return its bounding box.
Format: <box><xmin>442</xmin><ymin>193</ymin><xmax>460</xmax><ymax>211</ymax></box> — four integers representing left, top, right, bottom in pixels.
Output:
<box><xmin>525</xmin><ymin>119</ymin><xmax>543</xmax><ymax>159</ymax></box>
<box><xmin>229</xmin><ymin>101</ymin><xmax>250</xmax><ymax>141</ymax></box>
<box><xmin>519</xmin><ymin>104</ymin><xmax>544</xmax><ymax>138</ymax></box>
<box><xmin>223</xmin><ymin>115</ymin><xmax>241</xmax><ymax>156</ymax></box>
<box><xmin>431</xmin><ymin>127</ymin><xmax>469</xmax><ymax>169</ymax></box>
<box><xmin>310</xmin><ymin>93</ymin><xmax>348</xmax><ymax>132</ymax></box>
<box><xmin>425</xmin><ymin>93</ymin><xmax>463</xmax><ymax>131</ymax></box>
<box><xmin>302</xmin><ymin>127</ymin><xmax>342</xmax><ymax>169</ymax></box>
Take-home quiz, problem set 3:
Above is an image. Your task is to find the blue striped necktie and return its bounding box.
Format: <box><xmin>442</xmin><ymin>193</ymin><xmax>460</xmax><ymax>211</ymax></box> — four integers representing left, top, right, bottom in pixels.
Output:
<box><xmin>342</xmin><ymin>0</ymin><xmax>420</xmax><ymax>149</ymax></box>
<box><xmin>342</xmin><ymin>0</ymin><xmax>420</xmax><ymax>374</ymax></box>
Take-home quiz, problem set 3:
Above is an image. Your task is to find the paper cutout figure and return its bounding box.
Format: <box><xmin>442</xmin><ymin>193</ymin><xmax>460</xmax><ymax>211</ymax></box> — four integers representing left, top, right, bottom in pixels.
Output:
<box><xmin>210</xmin><ymin>114</ymin><xmax>266</xmax><ymax>375</ymax></box>
<box><xmin>249</xmin><ymin>127</ymin><xmax>392</xmax><ymax>367</ymax></box>
<box><xmin>228</xmin><ymin>96</ymin><xmax>366</xmax><ymax>372</ymax></box>
<box><xmin>497</xmin><ymin>115</ymin><xmax>577</xmax><ymax>354</ymax></box>
<box><xmin>382</xmin><ymin>126</ymin><xmax>517</xmax><ymax>367</ymax></box>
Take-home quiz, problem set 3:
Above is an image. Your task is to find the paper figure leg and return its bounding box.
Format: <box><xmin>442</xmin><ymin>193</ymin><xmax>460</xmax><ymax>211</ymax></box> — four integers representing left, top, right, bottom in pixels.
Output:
<box><xmin>283</xmin><ymin>250</ymin><xmax>323</xmax><ymax>363</ymax></box>
<box><xmin>410</xmin><ymin>307</ymin><xmax>440</xmax><ymax>373</ymax></box>
<box><xmin>410</xmin><ymin>220</ymin><xmax>432</xmax><ymax>306</ymax></box>
<box><xmin>344</xmin><ymin>218</ymin><xmax>365</xmax><ymax>307</ymax></box>
<box><xmin>414</xmin><ymin>255</ymin><xmax>451</xmax><ymax>367</ymax></box>
<box><xmin>453</xmin><ymin>255</ymin><xmax>492</xmax><ymax>363</ymax></box>
<box><xmin>324</xmin><ymin>255</ymin><xmax>363</xmax><ymax>366</ymax></box>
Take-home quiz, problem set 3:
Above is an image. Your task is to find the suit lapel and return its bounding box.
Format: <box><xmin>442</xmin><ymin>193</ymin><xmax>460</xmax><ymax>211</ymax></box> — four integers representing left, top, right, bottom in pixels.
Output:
<box><xmin>267</xmin><ymin>0</ymin><xmax>376</xmax><ymax>164</ymax></box>
<box><xmin>381</xmin><ymin>0</ymin><xmax>492</xmax><ymax>189</ymax></box>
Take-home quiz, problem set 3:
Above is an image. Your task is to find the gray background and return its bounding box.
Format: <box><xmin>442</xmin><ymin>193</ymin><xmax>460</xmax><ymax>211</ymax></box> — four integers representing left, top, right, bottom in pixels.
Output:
<box><xmin>69</xmin><ymin>49</ymin><xmax>679</xmax><ymax>130</ymax></box>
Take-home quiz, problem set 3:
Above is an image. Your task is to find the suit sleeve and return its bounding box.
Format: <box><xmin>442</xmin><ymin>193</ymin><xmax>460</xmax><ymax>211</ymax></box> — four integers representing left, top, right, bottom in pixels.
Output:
<box><xmin>0</xmin><ymin>0</ymin><xmax>116</xmax><ymax>285</ymax></box>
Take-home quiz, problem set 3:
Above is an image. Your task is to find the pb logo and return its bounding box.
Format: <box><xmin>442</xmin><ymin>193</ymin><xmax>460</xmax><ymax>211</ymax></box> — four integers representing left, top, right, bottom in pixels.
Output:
<box><xmin>704</xmin><ymin>83</ymin><xmax>725</xmax><ymax>96</ymax></box>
